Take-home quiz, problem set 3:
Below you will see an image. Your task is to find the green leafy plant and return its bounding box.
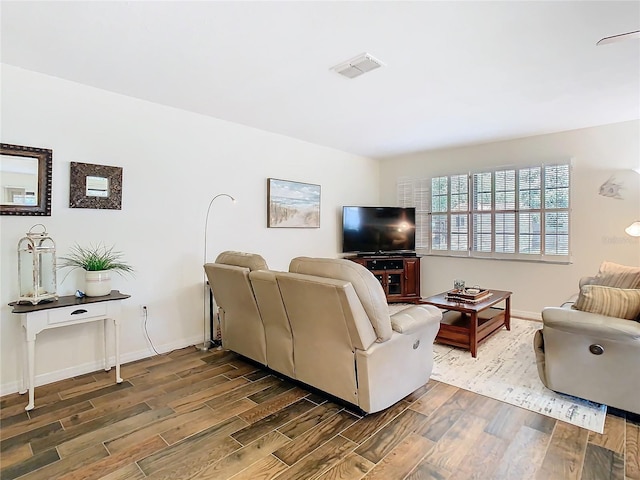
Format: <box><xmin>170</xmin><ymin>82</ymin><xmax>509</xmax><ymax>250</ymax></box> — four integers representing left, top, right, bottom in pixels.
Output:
<box><xmin>58</xmin><ymin>243</ymin><xmax>134</xmax><ymax>275</ymax></box>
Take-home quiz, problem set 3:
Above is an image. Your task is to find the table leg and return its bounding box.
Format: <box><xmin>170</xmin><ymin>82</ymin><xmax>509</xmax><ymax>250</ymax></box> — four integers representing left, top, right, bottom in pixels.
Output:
<box><xmin>505</xmin><ymin>296</ymin><xmax>511</xmax><ymax>330</ymax></box>
<box><xmin>103</xmin><ymin>318</ymin><xmax>110</xmax><ymax>371</ymax></box>
<box><xmin>25</xmin><ymin>338</ymin><xmax>36</xmax><ymax>411</ymax></box>
<box><xmin>470</xmin><ymin>312</ymin><xmax>478</xmax><ymax>358</ymax></box>
<box><xmin>114</xmin><ymin>318</ymin><xmax>123</xmax><ymax>383</ymax></box>
<box><xmin>19</xmin><ymin>325</ymin><xmax>28</xmax><ymax>395</ymax></box>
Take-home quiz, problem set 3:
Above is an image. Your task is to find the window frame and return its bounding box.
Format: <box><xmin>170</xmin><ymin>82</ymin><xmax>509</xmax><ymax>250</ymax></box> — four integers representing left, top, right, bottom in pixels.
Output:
<box><xmin>397</xmin><ymin>161</ymin><xmax>572</xmax><ymax>264</ymax></box>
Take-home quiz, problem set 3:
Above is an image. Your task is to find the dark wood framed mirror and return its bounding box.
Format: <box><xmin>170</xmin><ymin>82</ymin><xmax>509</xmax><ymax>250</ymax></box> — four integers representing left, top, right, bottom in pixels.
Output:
<box><xmin>69</xmin><ymin>162</ymin><xmax>123</xmax><ymax>210</ymax></box>
<box><xmin>0</xmin><ymin>143</ymin><xmax>52</xmax><ymax>216</ymax></box>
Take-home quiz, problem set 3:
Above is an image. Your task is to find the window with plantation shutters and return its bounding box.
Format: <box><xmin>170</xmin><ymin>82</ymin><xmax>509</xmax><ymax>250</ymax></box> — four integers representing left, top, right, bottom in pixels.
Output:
<box><xmin>397</xmin><ymin>177</ymin><xmax>430</xmax><ymax>254</ymax></box>
<box><xmin>396</xmin><ymin>161</ymin><xmax>571</xmax><ymax>263</ymax></box>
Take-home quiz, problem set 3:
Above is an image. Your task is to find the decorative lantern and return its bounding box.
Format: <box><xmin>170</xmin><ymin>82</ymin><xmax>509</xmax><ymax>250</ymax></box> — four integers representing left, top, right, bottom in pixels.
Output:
<box><xmin>17</xmin><ymin>224</ymin><xmax>58</xmax><ymax>304</ymax></box>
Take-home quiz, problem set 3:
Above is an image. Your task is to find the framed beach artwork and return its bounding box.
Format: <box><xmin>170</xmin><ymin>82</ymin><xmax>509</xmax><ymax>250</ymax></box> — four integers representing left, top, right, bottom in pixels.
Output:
<box><xmin>267</xmin><ymin>178</ymin><xmax>320</xmax><ymax>228</ymax></box>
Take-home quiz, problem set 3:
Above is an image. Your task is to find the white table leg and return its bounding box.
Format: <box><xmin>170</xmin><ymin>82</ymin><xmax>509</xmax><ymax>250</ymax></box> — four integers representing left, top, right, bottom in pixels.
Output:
<box><xmin>25</xmin><ymin>338</ymin><xmax>36</xmax><ymax>411</ymax></box>
<box><xmin>103</xmin><ymin>318</ymin><xmax>110</xmax><ymax>371</ymax></box>
<box><xmin>19</xmin><ymin>325</ymin><xmax>28</xmax><ymax>395</ymax></box>
<box><xmin>114</xmin><ymin>318</ymin><xmax>122</xmax><ymax>383</ymax></box>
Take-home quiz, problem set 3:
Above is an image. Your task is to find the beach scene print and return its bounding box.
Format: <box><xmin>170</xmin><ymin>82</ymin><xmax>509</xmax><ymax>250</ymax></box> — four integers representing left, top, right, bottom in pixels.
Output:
<box><xmin>268</xmin><ymin>179</ymin><xmax>320</xmax><ymax>228</ymax></box>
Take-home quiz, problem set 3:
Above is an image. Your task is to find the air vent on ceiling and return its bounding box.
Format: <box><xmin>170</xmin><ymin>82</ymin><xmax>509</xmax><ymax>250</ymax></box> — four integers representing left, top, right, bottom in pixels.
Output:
<box><xmin>331</xmin><ymin>53</ymin><xmax>385</xmax><ymax>79</ymax></box>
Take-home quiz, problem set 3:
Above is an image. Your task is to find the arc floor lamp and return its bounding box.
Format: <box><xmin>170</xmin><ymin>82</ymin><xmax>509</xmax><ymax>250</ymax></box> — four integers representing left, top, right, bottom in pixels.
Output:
<box><xmin>202</xmin><ymin>193</ymin><xmax>236</xmax><ymax>351</ymax></box>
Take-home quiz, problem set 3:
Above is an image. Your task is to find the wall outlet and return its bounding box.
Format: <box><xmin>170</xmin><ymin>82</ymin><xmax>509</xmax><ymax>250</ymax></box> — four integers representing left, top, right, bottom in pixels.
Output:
<box><xmin>140</xmin><ymin>305</ymin><xmax>148</xmax><ymax>317</ymax></box>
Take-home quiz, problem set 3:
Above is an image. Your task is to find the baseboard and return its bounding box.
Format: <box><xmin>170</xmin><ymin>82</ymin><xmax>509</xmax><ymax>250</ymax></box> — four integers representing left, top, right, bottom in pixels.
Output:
<box><xmin>512</xmin><ymin>309</ymin><xmax>542</xmax><ymax>322</ymax></box>
<box><xmin>0</xmin><ymin>335</ymin><xmax>202</xmax><ymax>397</ymax></box>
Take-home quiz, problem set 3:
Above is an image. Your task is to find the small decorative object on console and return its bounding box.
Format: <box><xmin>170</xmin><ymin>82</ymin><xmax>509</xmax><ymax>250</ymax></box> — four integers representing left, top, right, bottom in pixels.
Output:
<box><xmin>17</xmin><ymin>224</ymin><xmax>58</xmax><ymax>305</ymax></box>
<box><xmin>58</xmin><ymin>243</ymin><xmax>133</xmax><ymax>297</ymax></box>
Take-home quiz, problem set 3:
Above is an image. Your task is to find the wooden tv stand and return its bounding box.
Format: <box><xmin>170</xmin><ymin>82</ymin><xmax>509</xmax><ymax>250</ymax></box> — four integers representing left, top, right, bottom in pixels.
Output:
<box><xmin>347</xmin><ymin>255</ymin><xmax>421</xmax><ymax>303</ymax></box>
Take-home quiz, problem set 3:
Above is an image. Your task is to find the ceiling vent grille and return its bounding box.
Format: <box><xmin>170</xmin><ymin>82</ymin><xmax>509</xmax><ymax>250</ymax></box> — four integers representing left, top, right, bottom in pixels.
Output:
<box><xmin>331</xmin><ymin>53</ymin><xmax>385</xmax><ymax>79</ymax></box>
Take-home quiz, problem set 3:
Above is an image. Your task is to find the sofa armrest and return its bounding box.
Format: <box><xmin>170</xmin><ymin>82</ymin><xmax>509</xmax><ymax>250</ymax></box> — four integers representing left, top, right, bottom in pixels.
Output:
<box><xmin>541</xmin><ymin>306</ymin><xmax>640</xmax><ymax>343</ymax></box>
<box><xmin>391</xmin><ymin>305</ymin><xmax>442</xmax><ymax>335</ymax></box>
<box><xmin>356</xmin><ymin>307</ymin><xmax>441</xmax><ymax>413</ymax></box>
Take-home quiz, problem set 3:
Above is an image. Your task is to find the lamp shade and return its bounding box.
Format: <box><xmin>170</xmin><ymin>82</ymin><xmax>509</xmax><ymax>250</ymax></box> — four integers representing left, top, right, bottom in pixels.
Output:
<box><xmin>625</xmin><ymin>221</ymin><xmax>640</xmax><ymax>237</ymax></box>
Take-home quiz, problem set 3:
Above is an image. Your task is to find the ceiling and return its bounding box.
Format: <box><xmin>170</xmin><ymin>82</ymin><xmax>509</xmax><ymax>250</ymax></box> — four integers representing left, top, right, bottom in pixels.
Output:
<box><xmin>1</xmin><ymin>1</ymin><xmax>639</xmax><ymax>159</ymax></box>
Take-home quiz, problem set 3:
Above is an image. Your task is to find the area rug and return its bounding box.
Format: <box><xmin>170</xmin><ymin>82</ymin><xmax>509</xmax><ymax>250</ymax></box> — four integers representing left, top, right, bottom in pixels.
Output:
<box><xmin>389</xmin><ymin>305</ymin><xmax>607</xmax><ymax>433</ymax></box>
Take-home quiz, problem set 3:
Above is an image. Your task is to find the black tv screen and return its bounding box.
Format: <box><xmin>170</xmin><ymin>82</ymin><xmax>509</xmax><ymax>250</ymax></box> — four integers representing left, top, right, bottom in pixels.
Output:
<box><xmin>342</xmin><ymin>206</ymin><xmax>416</xmax><ymax>254</ymax></box>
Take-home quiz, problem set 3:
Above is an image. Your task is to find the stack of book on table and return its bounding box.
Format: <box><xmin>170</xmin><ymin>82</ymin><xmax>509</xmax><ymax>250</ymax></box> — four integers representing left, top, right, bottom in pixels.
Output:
<box><xmin>445</xmin><ymin>288</ymin><xmax>492</xmax><ymax>304</ymax></box>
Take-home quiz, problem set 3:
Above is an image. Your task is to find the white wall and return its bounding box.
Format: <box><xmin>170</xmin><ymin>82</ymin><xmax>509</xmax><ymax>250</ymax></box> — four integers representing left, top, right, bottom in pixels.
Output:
<box><xmin>379</xmin><ymin>121</ymin><xmax>640</xmax><ymax>317</ymax></box>
<box><xmin>0</xmin><ymin>65</ymin><xmax>380</xmax><ymax>394</ymax></box>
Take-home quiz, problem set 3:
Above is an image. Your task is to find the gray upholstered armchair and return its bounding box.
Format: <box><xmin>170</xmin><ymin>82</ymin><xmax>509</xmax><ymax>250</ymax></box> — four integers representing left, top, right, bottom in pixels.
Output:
<box><xmin>534</xmin><ymin>262</ymin><xmax>640</xmax><ymax>414</ymax></box>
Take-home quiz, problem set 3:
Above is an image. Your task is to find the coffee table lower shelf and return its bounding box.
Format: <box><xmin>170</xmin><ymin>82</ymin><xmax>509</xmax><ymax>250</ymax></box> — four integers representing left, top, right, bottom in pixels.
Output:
<box><xmin>436</xmin><ymin>307</ymin><xmax>507</xmax><ymax>351</ymax></box>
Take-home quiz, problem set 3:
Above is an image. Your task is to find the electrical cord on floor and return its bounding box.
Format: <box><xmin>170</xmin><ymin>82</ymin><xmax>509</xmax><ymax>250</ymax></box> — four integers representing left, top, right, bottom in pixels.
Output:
<box><xmin>143</xmin><ymin>306</ymin><xmax>162</xmax><ymax>356</ymax></box>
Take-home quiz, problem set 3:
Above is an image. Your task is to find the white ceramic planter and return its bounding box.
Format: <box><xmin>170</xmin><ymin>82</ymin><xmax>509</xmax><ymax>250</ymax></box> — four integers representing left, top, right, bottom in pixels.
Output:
<box><xmin>85</xmin><ymin>270</ymin><xmax>112</xmax><ymax>297</ymax></box>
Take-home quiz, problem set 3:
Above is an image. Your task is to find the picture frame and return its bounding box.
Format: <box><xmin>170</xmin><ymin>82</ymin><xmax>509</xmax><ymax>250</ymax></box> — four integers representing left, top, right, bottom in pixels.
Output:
<box><xmin>267</xmin><ymin>178</ymin><xmax>320</xmax><ymax>228</ymax></box>
<box><xmin>69</xmin><ymin>162</ymin><xmax>123</xmax><ymax>210</ymax></box>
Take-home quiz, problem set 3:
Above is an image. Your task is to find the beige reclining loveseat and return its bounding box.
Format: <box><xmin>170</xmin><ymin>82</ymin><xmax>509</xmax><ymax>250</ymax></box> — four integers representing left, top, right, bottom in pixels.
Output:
<box><xmin>534</xmin><ymin>262</ymin><xmax>640</xmax><ymax>414</ymax></box>
<box><xmin>204</xmin><ymin>251</ymin><xmax>442</xmax><ymax>413</ymax></box>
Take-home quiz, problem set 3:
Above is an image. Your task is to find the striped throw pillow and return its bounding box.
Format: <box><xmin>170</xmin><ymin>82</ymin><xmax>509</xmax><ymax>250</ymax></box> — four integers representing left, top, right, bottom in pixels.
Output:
<box><xmin>592</xmin><ymin>261</ymin><xmax>640</xmax><ymax>289</ymax></box>
<box><xmin>573</xmin><ymin>285</ymin><xmax>640</xmax><ymax>320</ymax></box>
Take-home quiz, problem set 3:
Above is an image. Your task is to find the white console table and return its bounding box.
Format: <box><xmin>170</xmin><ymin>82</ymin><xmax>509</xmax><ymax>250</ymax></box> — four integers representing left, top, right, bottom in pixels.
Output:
<box><xmin>10</xmin><ymin>290</ymin><xmax>130</xmax><ymax>411</ymax></box>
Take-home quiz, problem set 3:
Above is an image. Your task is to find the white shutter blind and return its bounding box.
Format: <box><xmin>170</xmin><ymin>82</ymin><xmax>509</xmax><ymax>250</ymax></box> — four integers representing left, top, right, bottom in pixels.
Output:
<box><xmin>397</xmin><ymin>177</ymin><xmax>413</xmax><ymax>207</ymax></box>
<box><xmin>495</xmin><ymin>213</ymin><xmax>516</xmax><ymax>253</ymax></box>
<box><xmin>543</xmin><ymin>164</ymin><xmax>570</xmax><ymax>257</ymax></box>
<box><xmin>397</xmin><ymin>177</ymin><xmax>430</xmax><ymax>254</ymax></box>
<box><xmin>473</xmin><ymin>172</ymin><xmax>492</xmax><ymax>211</ymax></box>
<box><xmin>473</xmin><ymin>213</ymin><xmax>492</xmax><ymax>252</ymax></box>
<box><xmin>495</xmin><ymin>169</ymin><xmax>516</xmax><ymax>254</ymax></box>
<box><xmin>414</xmin><ymin>179</ymin><xmax>430</xmax><ymax>253</ymax></box>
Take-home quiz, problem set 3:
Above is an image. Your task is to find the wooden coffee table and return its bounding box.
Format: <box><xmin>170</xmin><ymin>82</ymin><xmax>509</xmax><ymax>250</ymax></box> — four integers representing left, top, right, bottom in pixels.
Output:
<box><xmin>420</xmin><ymin>289</ymin><xmax>512</xmax><ymax>358</ymax></box>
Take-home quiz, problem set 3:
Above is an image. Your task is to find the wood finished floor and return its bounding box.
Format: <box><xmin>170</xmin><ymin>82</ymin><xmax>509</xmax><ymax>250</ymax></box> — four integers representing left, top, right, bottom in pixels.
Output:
<box><xmin>0</xmin><ymin>347</ymin><xmax>638</xmax><ymax>480</ymax></box>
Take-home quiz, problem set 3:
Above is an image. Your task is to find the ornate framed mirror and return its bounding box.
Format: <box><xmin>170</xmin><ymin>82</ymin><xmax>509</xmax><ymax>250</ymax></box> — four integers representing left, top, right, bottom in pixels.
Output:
<box><xmin>69</xmin><ymin>162</ymin><xmax>123</xmax><ymax>210</ymax></box>
<box><xmin>0</xmin><ymin>143</ymin><xmax>52</xmax><ymax>216</ymax></box>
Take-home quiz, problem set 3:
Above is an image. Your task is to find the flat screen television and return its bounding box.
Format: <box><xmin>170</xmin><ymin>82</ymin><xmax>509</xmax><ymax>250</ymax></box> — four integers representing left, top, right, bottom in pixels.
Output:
<box><xmin>342</xmin><ymin>206</ymin><xmax>416</xmax><ymax>255</ymax></box>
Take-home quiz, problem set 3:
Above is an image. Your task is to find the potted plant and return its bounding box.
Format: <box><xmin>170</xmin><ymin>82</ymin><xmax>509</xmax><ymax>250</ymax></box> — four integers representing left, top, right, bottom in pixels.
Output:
<box><xmin>58</xmin><ymin>243</ymin><xmax>133</xmax><ymax>297</ymax></box>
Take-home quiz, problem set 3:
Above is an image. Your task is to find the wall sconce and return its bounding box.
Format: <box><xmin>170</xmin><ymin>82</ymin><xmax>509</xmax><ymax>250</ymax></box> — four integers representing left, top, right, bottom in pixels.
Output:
<box><xmin>202</xmin><ymin>193</ymin><xmax>236</xmax><ymax>351</ymax></box>
<box><xmin>17</xmin><ymin>224</ymin><xmax>58</xmax><ymax>304</ymax></box>
<box><xmin>625</xmin><ymin>221</ymin><xmax>640</xmax><ymax>237</ymax></box>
